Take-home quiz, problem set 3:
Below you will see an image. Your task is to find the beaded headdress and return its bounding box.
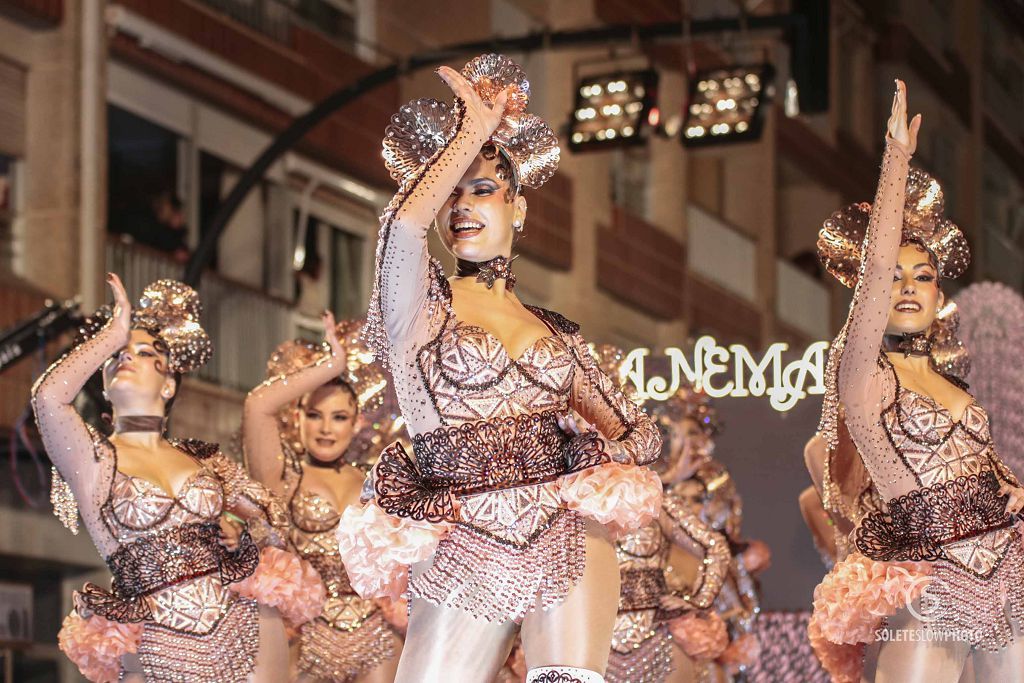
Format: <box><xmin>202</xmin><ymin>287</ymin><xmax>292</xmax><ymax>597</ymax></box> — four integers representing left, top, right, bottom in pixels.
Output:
<box><xmin>818</xmin><ymin>167</ymin><xmax>970</xmax><ymax>287</ymax></box>
<box><xmin>77</xmin><ymin>279</ymin><xmax>212</xmax><ymax>374</ymax></box>
<box><xmin>382</xmin><ymin>53</ymin><xmax>560</xmax><ymax>191</ymax></box>
<box><xmin>267</xmin><ymin>319</ymin><xmax>401</xmax><ymax>468</ymax></box>
<box><xmin>648</xmin><ymin>385</ymin><xmax>720</xmax><ymax>438</ymax></box>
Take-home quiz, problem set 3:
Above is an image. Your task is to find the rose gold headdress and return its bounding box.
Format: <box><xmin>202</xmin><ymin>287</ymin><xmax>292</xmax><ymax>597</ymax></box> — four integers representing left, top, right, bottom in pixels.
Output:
<box><xmin>648</xmin><ymin>385</ymin><xmax>720</xmax><ymax>437</ymax></box>
<box><xmin>268</xmin><ymin>319</ymin><xmax>402</xmax><ymax>468</ymax></box>
<box><xmin>382</xmin><ymin>54</ymin><xmax>560</xmax><ymax>190</ymax></box>
<box><xmin>76</xmin><ymin>279</ymin><xmax>212</xmax><ymax>374</ymax></box>
<box><xmin>818</xmin><ymin>167</ymin><xmax>970</xmax><ymax>287</ymax></box>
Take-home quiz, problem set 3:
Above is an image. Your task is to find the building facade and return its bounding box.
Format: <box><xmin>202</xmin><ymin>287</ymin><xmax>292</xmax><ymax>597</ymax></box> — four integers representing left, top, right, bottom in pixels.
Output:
<box><xmin>0</xmin><ymin>0</ymin><xmax>1020</xmax><ymax>678</ymax></box>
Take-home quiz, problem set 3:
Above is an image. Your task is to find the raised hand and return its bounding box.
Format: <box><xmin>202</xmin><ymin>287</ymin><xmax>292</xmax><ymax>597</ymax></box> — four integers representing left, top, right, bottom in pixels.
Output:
<box><xmin>322</xmin><ymin>310</ymin><xmax>346</xmax><ymax>364</ymax></box>
<box><xmin>887</xmin><ymin>79</ymin><xmax>921</xmax><ymax>155</ymax></box>
<box><xmin>436</xmin><ymin>65</ymin><xmax>509</xmax><ymax>136</ymax></box>
<box><xmin>107</xmin><ymin>272</ymin><xmax>132</xmax><ymax>342</ymax></box>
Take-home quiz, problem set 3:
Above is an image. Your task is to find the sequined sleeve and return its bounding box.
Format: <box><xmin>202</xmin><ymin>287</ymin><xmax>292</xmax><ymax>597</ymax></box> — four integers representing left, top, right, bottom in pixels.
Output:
<box><xmin>836</xmin><ymin>140</ymin><xmax>920</xmax><ymax>501</ymax></box>
<box><xmin>206</xmin><ymin>452</ymin><xmax>288</xmax><ymax>542</ymax></box>
<box><xmin>364</xmin><ymin>99</ymin><xmax>490</xmax><ymax>368</ymax></box>
<box><xmin>990</xmin><ymin>451</ymin><xmax>1022</xmax><ymax>489</ymax></box>
<box><xmin>243</xmin><ymin>351</ymin><xmax>341</xmax><ymax>495</ymax></box>
<box><xmin>30</xmin><ymin>319</ymin><xmax>122</xmax><ymax>546</ymax></box>
<box><xmin>567</xmin><ymin>333</ymin><xmax>662</xmax><ymax>465</ymax></box>
<box><xmin>660</xmin><ymin>491</ymin><xmax>730</xmax><ymax>610</ymax></box>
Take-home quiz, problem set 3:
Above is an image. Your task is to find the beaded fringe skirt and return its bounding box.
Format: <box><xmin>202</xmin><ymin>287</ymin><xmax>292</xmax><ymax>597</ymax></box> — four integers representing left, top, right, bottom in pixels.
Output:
<box><xmin>298</xmin><ymin>610</ymin><xmax>397</xmax><ymax>682</ymax></box>
<box><xmin>135</xmin><ymin>596</ymin><xmax>259</xmax><ymax>682</ymax></box>
<box><xmin>605</xmin><ymin>623</ymin><xmax>674</xmax><ymax>683</ymax></box>
<box><xmin>923</xmin><ymin>532</ymin><xmax>1024</xmax><ymax>651</ymax></box>
<box><xmin>411</xmin><ymin>510</ymin><xmax>587</xmax><ymax>623</ymax></box>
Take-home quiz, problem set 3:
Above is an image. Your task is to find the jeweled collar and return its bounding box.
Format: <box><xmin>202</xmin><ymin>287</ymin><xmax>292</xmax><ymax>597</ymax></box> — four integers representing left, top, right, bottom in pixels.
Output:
<box><xmin>456</xmin><ymin>255</ymin><xmax>517</xmax><ymax>290</ymax></box>
<box><xmin>882</xmin><ymin>331</ymin><xmax>933</xmax><ymax>358</ymax></box>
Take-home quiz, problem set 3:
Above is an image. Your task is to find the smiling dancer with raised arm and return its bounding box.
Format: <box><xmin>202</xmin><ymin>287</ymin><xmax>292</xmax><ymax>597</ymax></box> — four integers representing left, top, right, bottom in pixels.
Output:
<box><xmin>811</xmin><ymin>81</ymin><xmax>1024</xmax><ymax>683</ymax></box>
<box><xmin>244</xmin><ymin>315</ymin><xmax>403</xmax><ymax>682</ymax></box>
<box><xmin>33</xmin><ymin>276</ymin><xmax>295</xmax><ymax>682</ymax></box>
<box><xmin>338</xmin><ymin>54</ymin><xmax>663</xmax><ymax>683</ymax></box>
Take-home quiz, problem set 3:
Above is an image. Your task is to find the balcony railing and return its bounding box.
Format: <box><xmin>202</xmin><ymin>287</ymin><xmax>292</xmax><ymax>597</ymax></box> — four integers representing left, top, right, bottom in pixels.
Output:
<box><xmin>197</xmin><ymin>0</ymin><xmax>356</xmax><ymax>52</ymax></box>
<box><xmin>686</xmin><ymin>205</ymin><xmax>757</xmax><ymax>303</ymax></box>
<box><xmin>105</xmin><ymin>238</ymin><xmax>294</xmax><ymax>392</ymax></box>
<box><xmin>776</xmin><ymin>259</ymin><xmax>830</xmax><ymax>340</ymax></box>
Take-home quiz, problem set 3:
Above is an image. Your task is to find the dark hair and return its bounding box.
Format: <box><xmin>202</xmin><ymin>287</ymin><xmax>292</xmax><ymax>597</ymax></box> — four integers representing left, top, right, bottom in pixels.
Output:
<box><xmin>480</xmin><ymin>143</ymin><xmax>519</xmax><ymax>202</ymax></box>
<box><xmin>299</xmin><ymin>377</ymin><xmax>359</xmax><ymax>415</ymax></box>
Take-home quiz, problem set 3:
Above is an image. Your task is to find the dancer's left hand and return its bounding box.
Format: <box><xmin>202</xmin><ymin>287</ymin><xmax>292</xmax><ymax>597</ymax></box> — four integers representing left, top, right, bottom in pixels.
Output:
<box><xmin>218</xmin><ymin>514</ymin><xmax>244</xmax><ymax>550</ymax></box>
<box><xmin>1000</xmin><ymin>483</ymin><xmax>1024</xmax><ymax>516</ymax></box>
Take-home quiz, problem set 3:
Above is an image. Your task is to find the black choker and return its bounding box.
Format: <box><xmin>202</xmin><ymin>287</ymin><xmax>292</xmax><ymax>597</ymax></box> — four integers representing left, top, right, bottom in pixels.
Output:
<box><xmin>882</xmin><ymin>332</ymin><xmax>933</xmax><ymax>358</ymax></box>
<box><xmin>456</xmin><ymin>255</ymin><xmax>517</xmax><ymax>290</ymax></box>
<box><xmin>306</xmin><ymin>456</ymin><xmax>344</xmax><ymax>472</ymax></box>
<box><xmin>114</xmin><ymin>416</ymin><xmax>166</xmax><ymax>434</ymax></box>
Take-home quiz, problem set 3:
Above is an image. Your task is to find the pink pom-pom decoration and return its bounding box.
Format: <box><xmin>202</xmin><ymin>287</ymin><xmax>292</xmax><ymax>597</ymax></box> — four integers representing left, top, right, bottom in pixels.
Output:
<box><xmin>669</xmin><ymin>611</ymin><xmax>730</xmax><ymax>661</ymax></box>
<box><xmin>811</xmin><ymin>552</ymin><xmax>931</xmax><ymax>645</ymax></box>
<box><xmin>807</xmin><ymin>552</ymin><xmax>932</xmax><ymax>682</ymax></box>
<box><xmin>229</xmin><ymin>547</ymin><xmax>326</xmax><ymax>626</ymax></box>
<box><xmin>58</xmin><ymin>611</ymin><xmax>143</xmax><ymax>683</ymax></box>
<box><xmin>560</xmin><ymin>462</ymin><xmax>662</xmax><ymax>535</ymax></box>
<box><xmin>376</xmin><ymin>596</ymin><xmax>409</xmax><ymax>634</ymax></box>
<box><xmin>807</xmin><ymin>616</ymin><xmax>864</xmax><ymax>683</ymax></box>
<box><xmin>741</xmin><ymin>539</ymin><xmax>772</xmax><ymax>575</ymax></box>
<box><xmin>717</xmin><ymin>632</ymin><xmax>762</xmax><ymax>673</ymax></box>
<box><xmin>337</xmin><ymin>501</ymin><xmax>449</xmax><ymax>599</ymax></box>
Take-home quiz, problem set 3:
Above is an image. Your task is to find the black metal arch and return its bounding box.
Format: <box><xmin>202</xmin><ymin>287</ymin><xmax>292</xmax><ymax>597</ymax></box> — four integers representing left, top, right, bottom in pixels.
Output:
<box><xmin>184</xmin><ymin>10</ymin><xmax>824</xmax><ymax>285</ymax></box>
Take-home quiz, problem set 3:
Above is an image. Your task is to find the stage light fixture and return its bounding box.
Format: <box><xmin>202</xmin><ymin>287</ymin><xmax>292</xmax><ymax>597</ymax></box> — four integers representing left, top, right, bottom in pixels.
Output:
<box><xmin>681</xmin><ymin>64</ymin><xmax>774</xmax><ymax>148</ymax></box>
<box><xmin>568</xmin><ymin>70</ymin><xmax>659</xmax><ymax>151</ymax></box>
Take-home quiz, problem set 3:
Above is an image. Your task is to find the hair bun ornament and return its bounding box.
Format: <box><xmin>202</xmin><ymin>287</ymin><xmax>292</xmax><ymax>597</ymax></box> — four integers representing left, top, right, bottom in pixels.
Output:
<box><xmin>134</xmin><ymin>280</ymin><xmax>212</xmax><ymax>373</ymax></box>
<box><xmin>817</xmin><ymin>167</ymin><xmax>970</xmax><ymax>288</ymax></box>
<box><xmin>381</xmin><ymin>53</ymin><xmax>560</xmax><ymax>190</ymax></box>
<box><xmin>382</xmin><ymin>98</ymin><xmax>456</xmax><ymax>184</ymax></box>
<box><xmin>931</xmin><ymin>302</ymin><xmax>970</xmax><ymax>382</ymax></box>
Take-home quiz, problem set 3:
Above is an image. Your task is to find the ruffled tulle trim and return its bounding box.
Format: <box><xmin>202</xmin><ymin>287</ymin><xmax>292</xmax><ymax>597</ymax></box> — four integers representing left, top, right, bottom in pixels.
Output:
<box><xmin>559</xmin><ymin>463</ymin><xmax>662</xmax><ymax>538</ymax></box>
<box><xmin>808</xmin><ymin>552</ymin><xmax>932</xmax><ymax>682</ymax></box>
<box><xmin>336</xmin><ymin>501</ymin><xmax>450</xmax><ymax>599</ymax></box>
<box><xmin>228</xmin><ymin>546</ymin><xmax>326</xmax><ymax>626</ymax></box>
<box><xmin>668</xmin><ymin>611</ymin><xmax>729</xmax><ymax>661</ymax></box>
<box><xmin>58</xmin><ymin>610</ymin><xmax>143</xmax><ymax>683</ymax></box>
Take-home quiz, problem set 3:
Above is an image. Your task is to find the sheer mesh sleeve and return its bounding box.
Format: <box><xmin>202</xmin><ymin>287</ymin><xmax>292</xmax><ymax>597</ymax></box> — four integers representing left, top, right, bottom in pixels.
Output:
<box><xmin>837</xmin><ymin>141</ymin><xmax>920</xmax><ymax>501</ymax></box>
<box><xmin>567</xmin><ymin>334</ymin><xmax>662</xmax><ymax>465</ymax></box>
<box><xmin>660</xmin><ymin>491</ymin><xmax>730</xmax><ymax>610</ymax></box>
<box><xmin>243</xmin><ymin>352</ymin><xmax>341</xmax><ymax>495</ymax></box>
<box><xmin>364</xmin><ymin>99</ymin><xmax>490</xmax><ymax>368</ymax></box>
<box><xmin>990</xmin><ymin>451</ymin><xmax>1022</xmax><ymax>489</ymax></box>
<box><xmin>31</xmin><ymin>321</ymin><xmax>122</xmax><ymax>553</ymax></box>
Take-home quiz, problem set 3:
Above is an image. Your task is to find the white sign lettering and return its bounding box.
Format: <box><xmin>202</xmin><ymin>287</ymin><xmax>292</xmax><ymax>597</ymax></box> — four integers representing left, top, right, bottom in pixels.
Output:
<box><xmin>623</xmin><ymin>336</ymin><xmax>829</xmax><ymax>412</ymax></box>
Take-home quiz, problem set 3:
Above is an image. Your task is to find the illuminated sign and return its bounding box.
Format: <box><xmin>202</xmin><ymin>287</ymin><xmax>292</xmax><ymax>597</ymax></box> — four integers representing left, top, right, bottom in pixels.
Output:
<box><xmin>622</xmin><ymin>336</ymin><xmax>829</xmax><ymax>412</ymax></box>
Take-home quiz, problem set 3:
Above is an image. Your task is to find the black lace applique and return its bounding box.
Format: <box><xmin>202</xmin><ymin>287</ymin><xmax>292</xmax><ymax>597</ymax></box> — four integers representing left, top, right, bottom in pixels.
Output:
<box><xmin>374</xmin><ymin>410</ymin><xmax>610</xmax><ymax>522</ymax></box>
<box><xmin>170</xmin><ymin>438</ymin><xmax>221</xmax><ymax>459</ymax></box>
<box><xmin>79</xmin><ymin>522</ymin><xmax>259</xmax><ymax>622</ymax></box>
<box><xmin>619</xmin><ymin>567</ymin><xmax>668</xmax><ymax>611</ymax></box>
<box><xmin>855</xmin><ymin>471</ymin><xmax>1012</xmax><ymax>562</ymax></box>
<box><xmin>525</xmin><ymin>305</ymin><xmax>580</xmax><ymax>335</ymax></box>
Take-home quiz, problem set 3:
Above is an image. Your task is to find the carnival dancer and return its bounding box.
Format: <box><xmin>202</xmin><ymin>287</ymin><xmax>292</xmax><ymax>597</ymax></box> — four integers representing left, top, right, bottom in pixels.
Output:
<box><xmin>811</xmin><ymin>81</ymin><xmax>1024</xmax><ymax>683</ymax></box>
<box><xmin>244</xmin><ymin>315</ymin><xmax>404</xmax><ymax>682</ymax></box>
<box><xmin>34</xmin><ymin>276</ymin><xmax>322</xmax><ymax>682</ymax></box>
<box><xmin>338</xmin><ymin>54</ymin><xmax>663</xmax><ymax>683</ymax></box>
<box><xmin>656</xmin><ymin>388</ymin><xmax>768</xmax><ymax>682</ymax></box>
